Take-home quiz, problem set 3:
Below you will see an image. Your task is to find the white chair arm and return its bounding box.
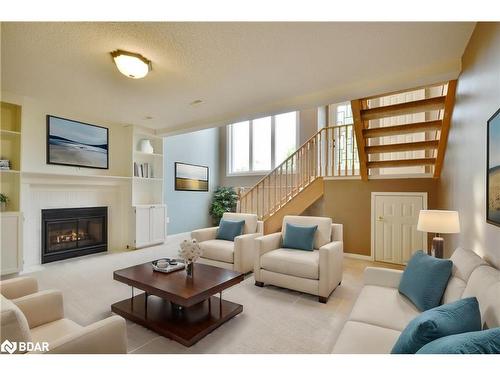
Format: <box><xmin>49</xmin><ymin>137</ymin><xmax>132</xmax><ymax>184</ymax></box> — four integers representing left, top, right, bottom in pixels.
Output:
<box><xmin>34</xmin><ymin>316</ymin><xmax>127</xmax><ymax>354</ymax></box>
<box><xmin>13</xmin><ymin>290</ymin><xmax>64</xmax><ymax>329</ymax></box>
<box><xmin>255</xmin><ymin>232</ymin><xmax>282</xmax><ymax>256</ymax></box>
<box><xmin>331</xmin><ymin>223</ymin><xmax>343</xmax><ymax>242</ymax></box>
<box><xmin>0</xmin><ymin>277</ymin><xmax>38</xmax><ymax>299</ymax></box>
<box><xmin>256</xmin><ymin>221</ymin><xmax>264</xmax><ymax>235</ymax></box>
<box><xmin>364</xmin><ymin>267</ymin><xmax>403</xmax><ymax>289</ymax></box>
<box><xmin>319</xmin><ymin>241</ymin><xmax>343</xmax><ymax>298</ymax></box>
<box><xmin>191</xmin><ymin>226</ymin><xmax>218</xmax><ymax>242</ymax></box>
<box><xmin>234</xmin><ymin>233</ymin><xmax>261</xmax><ymax>273</ymax></box>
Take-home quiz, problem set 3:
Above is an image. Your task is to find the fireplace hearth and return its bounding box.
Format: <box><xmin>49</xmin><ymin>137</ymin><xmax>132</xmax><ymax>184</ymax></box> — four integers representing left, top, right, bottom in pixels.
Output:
<box><xmin>41</xmin><ymin>207</ymin><xmax>107</xmax><ymax>264</ymax></box>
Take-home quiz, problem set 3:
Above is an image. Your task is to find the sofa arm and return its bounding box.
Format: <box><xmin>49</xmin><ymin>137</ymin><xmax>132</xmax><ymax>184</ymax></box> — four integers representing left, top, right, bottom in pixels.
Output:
<box><xmin>331</xmin><ymin>223</ymin><xmax>343</xmax><ymax>242</ymax></box>
<box><xmin>364</xmin><ymin>267</ymin><xmax>403</xmax><ymax>289</ymax></box>
<box><xmin>35</xmin><ymin>316</ymin><xmax>127</xmax><ymax>354</ymax></box>
<box><xmin>13</xmin><ymin>290</ymin><xmax>64</xmax><ymax>329</ymax></box>
<box><xmin>0</xmin><ymin>277</ymin><xmax>38</xmax><ymax>300</ymax></box>
<box><xmin>319</xmin><ymin>241</ymin><xmax>343</xmax><ymax>298</ymax></box>
<box><xmin>191</xmin><ymin>226</ymin><xmax>218</xmax><ymax>242</ymax></box>
<box><xmin>256</xmin><ymin>221</ymin><xmax>264</xmax><ymax>235</ymax></box>
<box><xmin>234</xmin><ymin>233</ymin><xmax>261</xmax><ymax>273</ymax></box>
<box><xmin>255</xmin><ymin>232</ymin><xmax>282</xmax><ymax>256</ymax></box>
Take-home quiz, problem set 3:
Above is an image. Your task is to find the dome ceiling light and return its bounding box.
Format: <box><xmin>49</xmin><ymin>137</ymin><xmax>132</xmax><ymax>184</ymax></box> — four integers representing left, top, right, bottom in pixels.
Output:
<box><xmin>111</xmin><ymin>50</ymin><xmax>152</xmax><ymax>79</ymax></box>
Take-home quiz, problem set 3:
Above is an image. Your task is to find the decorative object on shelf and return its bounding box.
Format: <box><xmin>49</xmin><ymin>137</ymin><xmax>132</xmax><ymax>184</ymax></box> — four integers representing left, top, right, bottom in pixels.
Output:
<box><xmin>47</xmin><ymin>115</ymin><xmax>109</xmax><ymax>169</ymax></box>
<box><xmin>178</xmin><ymin>239</ymin><xmax>203</xmax><ymax>277</ymax></box>
<box><xmin>0</xmin><ymin>193</ymin><xmax>8</xmax><ymax>212</ymax></box>
<box><xmin>111</xmin><ymin>49</ymin><xmax>152</xmax><ymax>79</ymax></box>
<box><xmin>0</xmin><ymin>160</ymin><xmax>10</xmax><ymax>170</ymax></box>
<box><xmin>138</xmin><ymin>138</ymin><xmax>154</xmax><ymax>154</ymax></box>
<box><xmin>417</xmin><ymin>210</ymin><xmax>460</xmax><ymax>258</ymax></box>
<box><xmin>134</xmin><ymin>162</ymin><xmax>154</xmax><ymax>178</ymax></box>
<box><xmin>487</xmin><ymin>107</ymin><xmax>500</xmax><ymax>227</ymax></box>
<box><xmin>152</xmin><ymin>258</ymin><xmax>185</xmax><ymax>274</ymax></box>
<box><xmin>175</xmin><ymin>162</ymin><xmax>209</xmax><ymax>192</ymax></box>
<box><xmin>209</xmin><ymin>186</ymin><xmax>238</xmax><ymax>225</ymax></box>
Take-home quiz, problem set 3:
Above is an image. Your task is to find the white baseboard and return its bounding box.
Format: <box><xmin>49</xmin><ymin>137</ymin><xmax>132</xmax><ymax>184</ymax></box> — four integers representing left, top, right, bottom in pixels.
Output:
<box><xmin>344</xmin><ymin>252</ymin><xmax>374</xmax><ymax>261</ymax></box>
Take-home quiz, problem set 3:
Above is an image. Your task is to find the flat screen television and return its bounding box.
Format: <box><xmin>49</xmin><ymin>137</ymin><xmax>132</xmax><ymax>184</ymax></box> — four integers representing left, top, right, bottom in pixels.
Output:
<box><xmin>47</xmin><ymin>115</ymin><xmax>109</xmax><ymax>169</ymax></box>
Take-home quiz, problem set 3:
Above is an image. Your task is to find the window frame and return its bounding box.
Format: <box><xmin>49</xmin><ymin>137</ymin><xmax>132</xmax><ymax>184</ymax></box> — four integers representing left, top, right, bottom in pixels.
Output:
<box><xmin>226</xmin><ymin>112</ymin><xmax>298</xmax><ymax>177</ymax></box>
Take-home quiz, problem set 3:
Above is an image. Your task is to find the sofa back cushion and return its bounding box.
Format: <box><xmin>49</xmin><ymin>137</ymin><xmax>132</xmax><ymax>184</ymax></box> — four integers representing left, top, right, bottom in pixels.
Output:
<box><xmin>442</xmin><ymin>248</ymin><xmax>487</xmax><ymax>304</ymax></box>
<box><xmin>282</xmin><ymin>216</ymin><xmax>332</xmax><ymax>249</ymax></box>
<box><xmin>222</xmin><ymin>212</ymin><xmax>258</xmax><ymax>234</ymax></box>
<box><xmin>0</xmin><ymin>295</ymin><xmax>32</xmax><ymax>353</ymax></box>
<box><xmin>462</xmin><ymin>265</ymin><xmax>500</xmax><ymax>329</ymax></box>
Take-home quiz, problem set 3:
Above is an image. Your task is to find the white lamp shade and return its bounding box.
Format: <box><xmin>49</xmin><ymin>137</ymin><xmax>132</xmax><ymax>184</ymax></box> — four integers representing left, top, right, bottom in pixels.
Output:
<box><xmin>111</xmin><ymin>50</ymin><xmax>151</xmax><ymax>79</ymax></box>
<box><xmin>417</xmin><ymin>210</ymin><xmax>460</xmax><ymax>234</ymax></box>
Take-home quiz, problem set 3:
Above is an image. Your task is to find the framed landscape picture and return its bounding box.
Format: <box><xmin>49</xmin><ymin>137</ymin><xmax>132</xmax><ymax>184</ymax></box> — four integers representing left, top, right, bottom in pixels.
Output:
<box><xmin>487</xmin><ymin>107</ymin><xmax>500</xmax><ymax>227</ymax></box>
<box><xmin>47</xmin><ymin>115</ymin><xmax>109</xmax><ymax>169</ymax></box>
<box><xmin>175</xmin><ymin>162</ymin><xmax>209</xmax><ymax>192</ymax></box>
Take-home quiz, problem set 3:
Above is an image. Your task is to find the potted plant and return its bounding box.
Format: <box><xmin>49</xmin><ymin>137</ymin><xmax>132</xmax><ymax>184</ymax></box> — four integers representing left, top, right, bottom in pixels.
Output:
<box><xmin>0</xmin><ymin>193</ymin><xmax>8</xmax><ymax>212</ymax></box>
<box><xmin>209</xmin><ymin>186</ymin><xmax>238</xmax><ymax>225</ymax></box>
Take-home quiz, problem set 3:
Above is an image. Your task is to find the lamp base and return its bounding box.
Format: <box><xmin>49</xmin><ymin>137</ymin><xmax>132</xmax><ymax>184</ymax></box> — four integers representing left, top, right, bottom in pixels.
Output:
<box><xmin>431</xmin><ymin>236</ymin><xmax>444</xmax><ymax>258</ymax></box>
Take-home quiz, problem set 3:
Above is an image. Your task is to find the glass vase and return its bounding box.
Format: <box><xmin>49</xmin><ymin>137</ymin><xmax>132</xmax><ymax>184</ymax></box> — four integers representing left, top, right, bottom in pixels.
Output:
<box><xmin>186</xmin><ymin>261</ymin><xmax>194</xmax><ymax>277</ymax></box>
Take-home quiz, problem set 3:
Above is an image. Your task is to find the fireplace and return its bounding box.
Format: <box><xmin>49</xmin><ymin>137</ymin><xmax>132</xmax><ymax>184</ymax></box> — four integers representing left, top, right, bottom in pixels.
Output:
<box><xmin>41</xmin><ymin>207</ymin><xmax>108</xmax><ymax>264</ymax></box>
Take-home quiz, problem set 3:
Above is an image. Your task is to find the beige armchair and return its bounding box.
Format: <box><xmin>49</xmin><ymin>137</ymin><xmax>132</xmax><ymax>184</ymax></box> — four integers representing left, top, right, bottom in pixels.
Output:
<box><xmin>0</xmin><ymin>277</ymin><xmax>127</xmax><ymax>354</ymax></box>
<box><xmin>191</xmin><ymin>212</ymin><xmax>264</xmax><ymax>273</ymax></box>
<box><xmin>254</xmin><ymin>216</ymin><xmax>343</xmax><ymax>303</ymax></box>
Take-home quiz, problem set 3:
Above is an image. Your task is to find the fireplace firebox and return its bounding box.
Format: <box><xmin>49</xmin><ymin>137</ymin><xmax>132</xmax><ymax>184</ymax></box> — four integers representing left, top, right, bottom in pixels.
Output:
<box><xmin>41</xmin><ymin>207</ymin><xmax>108</xmax><ymax>264</ymax></box>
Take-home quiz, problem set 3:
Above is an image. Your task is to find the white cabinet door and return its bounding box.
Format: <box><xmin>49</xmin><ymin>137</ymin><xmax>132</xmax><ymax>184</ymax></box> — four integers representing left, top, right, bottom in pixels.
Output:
<box><xmin>150</xmin><ymin>205</ymin><xmax>166</xmax><ymax>243</ymax></box>
<box><xmin>372</xmin><ymin>193</ymin><xmax>427</xmax><ymax>265</ymax></box>
<box><xmin>1</xmin><ymin>213</ymin><xmax>22</xmax><ymax>275</ymax></box>
<box><xmin>135</xmin><ymin>206</ymin><xmax>151</xmax><ymax>248</ymax></box>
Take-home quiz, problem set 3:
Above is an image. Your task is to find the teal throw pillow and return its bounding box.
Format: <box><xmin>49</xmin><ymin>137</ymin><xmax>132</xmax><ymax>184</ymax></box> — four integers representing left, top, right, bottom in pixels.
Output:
<box><xmin>398</xmin><ymin>250</ymin><xmax>452</xmax><ymax>311</ymax></box>
<box><xmin>391</xmin><ymin>297</ymin><xmax>481</xmax><ymax>354</ymax></box>
<box><xmin>282</xmin><ymin>223</ymin><xmax>318</xmax><ymax>251</ymax></box>
<box><xmin>216</xmin><ymin>219</ymin><xmax>245</xmax><ymax>241</ymax></box>
<box><xmin>416</xmin><ymin>328</ymin><xmax>500</xmax><ymax>354</ymax></box>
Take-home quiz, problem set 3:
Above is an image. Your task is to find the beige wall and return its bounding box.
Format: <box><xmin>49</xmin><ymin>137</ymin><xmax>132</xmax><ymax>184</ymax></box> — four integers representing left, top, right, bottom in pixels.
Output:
<box><xmin>438</xmin><ymin>23</ymin><xmax>500</xmax><ymax>268</ymax></box>
<box><xmin>218</xmin><ymin>108</ymin><xmax>318</xmax><ymax>188</ymax></box>
<box><xmin>318</xmin><ymin>178</ymin><xmax>439</xmax><ymax>256</ymax></box>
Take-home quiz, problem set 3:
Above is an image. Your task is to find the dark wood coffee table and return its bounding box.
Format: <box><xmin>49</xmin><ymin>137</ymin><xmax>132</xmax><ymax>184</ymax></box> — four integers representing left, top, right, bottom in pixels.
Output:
<box><xmin>111</xmin><ymin>262</ymin><xmax>244</xmax><ymax>347</ymax></box>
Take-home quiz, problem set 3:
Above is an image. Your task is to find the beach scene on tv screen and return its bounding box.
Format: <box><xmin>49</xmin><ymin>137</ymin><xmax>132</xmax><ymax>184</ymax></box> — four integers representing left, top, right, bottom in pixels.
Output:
<box><xmin>48</xmin><ymin>117</ymin><xmax>108</xmax><ymax>168</ymax></box>
<box><xmin>489</xmin><ymin>113</ymin><xmax>500</xmax><ymax>223</ymax></box>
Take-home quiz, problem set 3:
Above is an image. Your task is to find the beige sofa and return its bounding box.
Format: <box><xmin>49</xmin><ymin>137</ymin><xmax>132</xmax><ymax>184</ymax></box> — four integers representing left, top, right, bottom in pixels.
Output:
<box><xmin>332</xmin><ymin>248</ymin><xmax>500</xmax><ymax>353</ymax></box>
<box><xmin>191</xmin><ymin>212</ymin><xmax>263</xmax><ymax>273</ymax></box>
<box><xmin>254</xmin><ymin>215</ymin><xmax>343</xmax><ymax>303</ymax></box>
<box><xmin>0</xmin><ymin>277</ymin><xmax>127</xmax><ymax>354</ymax></box>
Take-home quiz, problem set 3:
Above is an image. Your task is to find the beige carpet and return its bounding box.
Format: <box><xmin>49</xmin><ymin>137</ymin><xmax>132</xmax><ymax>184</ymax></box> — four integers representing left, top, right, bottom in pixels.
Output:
<box><xmin>20</xmin><ymin>233</ymin><xmax>378</xmax><ymax>354</ymax></box>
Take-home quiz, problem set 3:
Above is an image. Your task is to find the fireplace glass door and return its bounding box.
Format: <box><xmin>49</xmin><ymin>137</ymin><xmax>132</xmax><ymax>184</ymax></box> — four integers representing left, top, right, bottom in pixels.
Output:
<box><xmin>46</xmin><ymin>217</ymin><xmax>105</xmax><ymax>254</ymax></box>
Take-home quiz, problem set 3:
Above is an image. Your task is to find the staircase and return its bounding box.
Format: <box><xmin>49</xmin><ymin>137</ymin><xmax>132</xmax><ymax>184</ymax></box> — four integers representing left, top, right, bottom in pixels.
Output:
<box><xmin>238</xmin><ymin>80</ymin><xmax>457</xmax><ymax>232</ymax></box>
<box><xmin>353</xmin><ymin>80</ymin><xmax>457</xmax><ymax>180</ymax></box>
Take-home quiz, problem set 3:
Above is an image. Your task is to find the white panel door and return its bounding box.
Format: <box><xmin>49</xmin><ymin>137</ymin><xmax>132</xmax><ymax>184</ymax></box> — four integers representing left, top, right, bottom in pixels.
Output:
<box><xmin>150</xmin><ymin>205</ymin><xmax>166</xmax><ymax>244</ymax></box>
<box><xmin>135</xmin><ymin>206</ymin><xmax>151</xmax><ymax>247</ymax></box>
<box><xmin>373</xmin><ymin>193</ymin><xmax>427</xmax><ymax>265</ymax></box>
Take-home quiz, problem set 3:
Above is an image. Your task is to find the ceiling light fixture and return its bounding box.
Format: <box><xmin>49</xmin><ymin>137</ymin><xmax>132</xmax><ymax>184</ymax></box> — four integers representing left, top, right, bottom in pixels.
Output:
<box><xmin>111</xmin><ymin>50</ymin><xmax>152</xmax><ymax>79</ymax></box>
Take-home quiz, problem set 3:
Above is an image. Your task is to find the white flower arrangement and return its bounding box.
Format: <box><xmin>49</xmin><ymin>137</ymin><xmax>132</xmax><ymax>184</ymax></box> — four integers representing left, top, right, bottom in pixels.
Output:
<box><xmin>178</xmin><ymin>239</ymin><xmax>203</xmax><ymax>264</ymax></box>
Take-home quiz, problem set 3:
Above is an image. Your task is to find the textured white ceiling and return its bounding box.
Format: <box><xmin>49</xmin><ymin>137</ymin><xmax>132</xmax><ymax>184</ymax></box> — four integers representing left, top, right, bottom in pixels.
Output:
<box><xmin>1</xmin><ymin>22</ymin><xmax>474</xmax><ymax>134</ymax></box>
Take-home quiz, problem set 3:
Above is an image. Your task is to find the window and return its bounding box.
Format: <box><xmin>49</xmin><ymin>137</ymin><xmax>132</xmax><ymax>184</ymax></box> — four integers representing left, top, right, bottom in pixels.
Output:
<box><xmin>227</xmin><ymin>112</ymin><xmax>297</xmax><ymax>175</ymax></box>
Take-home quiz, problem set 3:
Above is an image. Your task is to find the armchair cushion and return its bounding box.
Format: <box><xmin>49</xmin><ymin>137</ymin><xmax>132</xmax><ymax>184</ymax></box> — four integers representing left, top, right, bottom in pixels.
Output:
<box><xmin>282</xmin><ymin>223</ymin><xmax>317</xmax><ymax>251</ymax></box>
<box><xmin>13</xmin><ymin>290</ymin><xmax>64</xmax><ymax>329</ymax></box>
<box><xmin>199</xmin><ymin>239</ymin><xmax>234</xmax><ymax>263</ymax></box>
<box><xmin>30</xmin><ymin>318</ymin><xmax>82</xmax><ymax>344</ymax></box>
<box><xmin>261</xmin><ymin>248</ymin><xmax>319</xmax><ymax>280</ymax></box>
<box><xmin>216</xmin><ymin>219</ymin><xmax>245</xmax><ymax>241</ymax></box>
<box><xmin>282</xmin><ymin>216</ymin><xmax>332</xmax><ymax>249</ymax></box>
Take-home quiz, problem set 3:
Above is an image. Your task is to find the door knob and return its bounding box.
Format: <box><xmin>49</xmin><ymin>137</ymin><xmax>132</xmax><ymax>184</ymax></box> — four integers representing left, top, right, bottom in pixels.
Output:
<box><xmin>377</xmin><ymin>216</ymin><xmax>384</xmax><ymax>221</ymax></box>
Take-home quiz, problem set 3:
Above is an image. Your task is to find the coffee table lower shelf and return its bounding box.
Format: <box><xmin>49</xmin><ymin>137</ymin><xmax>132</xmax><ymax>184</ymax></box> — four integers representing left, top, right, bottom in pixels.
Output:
<box><xmin>111</xmin><ymin>293</ymin><xmax>243</xmax><ymax>347</ymax></box>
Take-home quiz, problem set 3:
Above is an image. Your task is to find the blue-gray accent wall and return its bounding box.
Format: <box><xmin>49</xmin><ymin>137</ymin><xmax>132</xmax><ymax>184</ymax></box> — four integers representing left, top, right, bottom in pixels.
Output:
<box><xmin>164</xmin><ymin>127</ymin><xmax>220</xmax><ymax>234</ymax></box>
